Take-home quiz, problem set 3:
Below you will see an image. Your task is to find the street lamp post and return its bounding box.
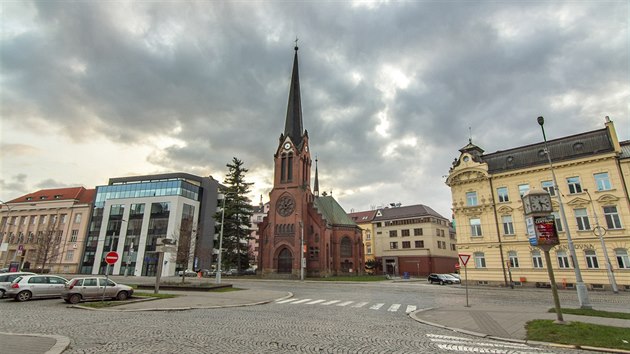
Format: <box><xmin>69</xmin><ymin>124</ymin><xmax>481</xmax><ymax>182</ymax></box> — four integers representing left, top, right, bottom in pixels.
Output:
<box><xmin>215</xmin><ymin>194</ymin><xmax>227</xmax><ymax>284</ymax></box>
<box><xmin>537</xmin><ymin>116</ymin><xmax>592</xmax><ymax>309</ymax></box>
<box><xmin>584</xmin><ymin>189</ymin><xmax>618</xmax><ymax>293</ymax></box>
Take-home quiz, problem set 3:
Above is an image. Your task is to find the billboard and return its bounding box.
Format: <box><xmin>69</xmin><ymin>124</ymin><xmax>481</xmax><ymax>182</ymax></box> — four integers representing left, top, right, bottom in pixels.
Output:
<box><xmin>526</xmin><ymin>215</ymin><xmax>559</xmax><ymax>246</ymax></box>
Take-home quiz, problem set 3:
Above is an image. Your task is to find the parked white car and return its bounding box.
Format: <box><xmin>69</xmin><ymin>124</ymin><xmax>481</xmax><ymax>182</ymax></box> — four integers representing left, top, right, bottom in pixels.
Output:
<box><xmin>61</xmin><ymin>277</ymin><xmax>134</xmax><ymax>304</ymax></box>
<box><xmin>6</xmin><ymin>275</ymin><xmax>68</xmax><ymax>302</ymax></box>
<box><xmin>0</xmin><ymin>272</ymin><xmax>36</xmax><ymax>298</ymax></box>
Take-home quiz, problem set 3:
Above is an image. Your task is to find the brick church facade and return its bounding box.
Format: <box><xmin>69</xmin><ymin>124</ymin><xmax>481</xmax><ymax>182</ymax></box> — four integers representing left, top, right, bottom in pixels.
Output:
<box><xmin>258</xmin><ymin>46</ymin><xmax>364</xmax><ymax>277</ymax></box>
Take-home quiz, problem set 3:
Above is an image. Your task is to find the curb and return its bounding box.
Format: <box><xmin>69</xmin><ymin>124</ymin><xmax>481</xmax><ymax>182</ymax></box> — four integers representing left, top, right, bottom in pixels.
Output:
<box><xmin>0</xmin><ymin>332</ymin><xmax>70</xmax><ymax>354</ymax></box>
<box><xmin>66</xmin><ymin>292</ymin><xmax>294</xmax><ymax>312</ymax></box>
<box><xmin>408</xmin><ymin>308</ymin><xmax>630</xmax><ymax>354</ymax></box>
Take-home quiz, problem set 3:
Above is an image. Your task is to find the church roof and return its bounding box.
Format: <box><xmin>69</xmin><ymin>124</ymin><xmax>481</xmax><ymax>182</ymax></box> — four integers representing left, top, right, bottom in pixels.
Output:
<box><xmin>283</xmin><ymin>46</ymin><xmax>304</xmax><ymax>148</ymax></box>
<box><xmin>313</xmin><ymin>196</ymin><xmax>357</xmax><ymax>227</ymax></box>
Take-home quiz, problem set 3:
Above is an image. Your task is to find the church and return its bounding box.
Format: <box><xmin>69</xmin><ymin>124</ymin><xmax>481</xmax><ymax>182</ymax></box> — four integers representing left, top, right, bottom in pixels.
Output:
<box><xmin>258</xmin><ymin>46</ymin><xmax>364</xmax><ymax>277</ymax></box>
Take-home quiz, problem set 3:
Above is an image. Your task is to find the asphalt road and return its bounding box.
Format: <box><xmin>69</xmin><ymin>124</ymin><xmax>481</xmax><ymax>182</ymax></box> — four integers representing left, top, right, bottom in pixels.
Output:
<box><xmin>0</xmin><ymin>278</ymin><xmax>607</xmax><ymax>353</ymax></box>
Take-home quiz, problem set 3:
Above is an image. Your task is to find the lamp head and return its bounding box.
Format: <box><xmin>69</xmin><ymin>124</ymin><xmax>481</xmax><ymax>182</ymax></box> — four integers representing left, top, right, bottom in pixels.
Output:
<box><xmin>537</xmin><ymin>116</ymin><xmax>545</xmax><ymax>126</ymax></box>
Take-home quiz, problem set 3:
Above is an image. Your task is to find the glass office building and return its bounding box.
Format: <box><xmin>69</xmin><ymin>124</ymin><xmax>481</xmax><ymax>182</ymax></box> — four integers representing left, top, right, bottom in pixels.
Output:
<box><xmin>79</xmin><ymin>173</ymin><xmax>221</xmax><ymax>276</ymax></box>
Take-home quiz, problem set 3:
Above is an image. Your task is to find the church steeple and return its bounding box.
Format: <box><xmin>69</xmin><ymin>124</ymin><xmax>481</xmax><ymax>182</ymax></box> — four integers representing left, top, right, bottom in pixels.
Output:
<box><xmin>313</xmin><ymin>157</ymin><xmax>319</xmax><ymax>197</ymax></box>
<box><xmin>283</xmin><ymin>44</ymin><xmax>304</xmax><ymax>148</ymax></box>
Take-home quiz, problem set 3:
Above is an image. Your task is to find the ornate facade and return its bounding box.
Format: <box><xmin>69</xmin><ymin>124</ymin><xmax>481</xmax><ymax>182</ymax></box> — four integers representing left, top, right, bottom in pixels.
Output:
<box><xmin>446</xmin><ymin>117</ymin><xmax>630</xmax><ymax>290</ymax></box>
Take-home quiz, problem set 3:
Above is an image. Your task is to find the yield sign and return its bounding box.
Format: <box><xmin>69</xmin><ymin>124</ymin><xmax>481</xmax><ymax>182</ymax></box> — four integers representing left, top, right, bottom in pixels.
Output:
<box><xmin>459</xmin><ymin>254</ymin><xmax>471</xmax><ymax>266</ymax></box>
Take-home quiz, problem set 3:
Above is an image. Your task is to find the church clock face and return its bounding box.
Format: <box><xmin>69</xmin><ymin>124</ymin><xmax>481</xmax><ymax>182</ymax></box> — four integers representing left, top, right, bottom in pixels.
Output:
<box><xmin>277</xmin><ymin>196</ymin><xmax>296</xmax><ymax>217</ymax></box>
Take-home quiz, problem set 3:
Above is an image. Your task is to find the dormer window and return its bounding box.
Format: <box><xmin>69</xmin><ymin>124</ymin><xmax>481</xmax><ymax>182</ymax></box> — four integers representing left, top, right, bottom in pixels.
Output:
<box><xmin>40</xmin><ymin>196</ymin><xmax>47</xmax><ymax>200</ymax></box>
<box><xmin>54</xmin><ymin>195</ymin><xmax>62</xmax><ymax>199</ymax></box>
<box><xmin>26</xmin><ymin>197</ymin><xmax>33</xmax><ymax>201</ymax></box>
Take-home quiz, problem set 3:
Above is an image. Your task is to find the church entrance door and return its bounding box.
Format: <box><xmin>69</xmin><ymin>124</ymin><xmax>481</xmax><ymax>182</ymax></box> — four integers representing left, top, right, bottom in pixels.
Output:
<box><xmin>278</xmin><ymin>248</ymin><xmax>293</xmax><ymax>273</ymax></box>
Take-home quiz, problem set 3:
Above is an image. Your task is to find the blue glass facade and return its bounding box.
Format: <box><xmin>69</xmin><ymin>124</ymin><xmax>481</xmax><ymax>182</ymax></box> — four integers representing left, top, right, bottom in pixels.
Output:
<box><xmin>94</xmin><ymin>180</ymin><xmax>199</xmax><ymax>207</ymax></box>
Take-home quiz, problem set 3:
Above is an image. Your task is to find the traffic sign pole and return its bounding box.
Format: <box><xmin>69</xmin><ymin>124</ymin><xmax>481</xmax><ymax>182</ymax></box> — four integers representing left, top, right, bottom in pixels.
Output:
<box><xmin>459</xmin><ymin>254</ymin><xmax>471</xmax><ymax>307</ymax></box>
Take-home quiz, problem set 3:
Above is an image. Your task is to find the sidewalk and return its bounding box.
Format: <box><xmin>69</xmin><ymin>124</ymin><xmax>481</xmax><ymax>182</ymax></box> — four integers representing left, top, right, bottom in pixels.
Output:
<box><xmin>410</xmin><ymin>302</ymin><xmax>630</xmax><ymax>353</ymax></box>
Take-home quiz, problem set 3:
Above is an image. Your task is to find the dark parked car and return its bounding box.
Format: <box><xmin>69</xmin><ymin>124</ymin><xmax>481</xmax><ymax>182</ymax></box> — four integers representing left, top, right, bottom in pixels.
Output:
<box><xmin>427</xmin><ymin>273</ymin><xmax>460</xmax><ymax>285</ymax></box>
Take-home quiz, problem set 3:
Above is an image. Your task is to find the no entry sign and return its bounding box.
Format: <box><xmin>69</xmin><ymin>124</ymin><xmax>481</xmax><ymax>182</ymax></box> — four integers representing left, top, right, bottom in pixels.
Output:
<box><xmin>105</xmin><ymin>251</ymin><xmax>119</xmax><ymax>265</ymax></box>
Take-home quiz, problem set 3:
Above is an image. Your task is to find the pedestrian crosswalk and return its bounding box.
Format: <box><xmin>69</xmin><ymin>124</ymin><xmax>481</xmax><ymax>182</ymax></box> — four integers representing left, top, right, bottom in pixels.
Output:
<box><xmin>274</xmin><ymin>297</ymin><xmax>418</xmax><ymax>313</ymax></box>
<box><xmin>426</xmin><ymin>334</ymin><xmax>548</xmax><ymax>353</ymax></box>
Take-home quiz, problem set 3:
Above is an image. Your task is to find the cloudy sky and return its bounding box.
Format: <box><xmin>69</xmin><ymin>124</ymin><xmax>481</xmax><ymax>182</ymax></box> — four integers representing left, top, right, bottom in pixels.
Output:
<box><xmin>1</xmin><ymin>1</ymin><xmax>628</xmax><ymax>219</ymax></box>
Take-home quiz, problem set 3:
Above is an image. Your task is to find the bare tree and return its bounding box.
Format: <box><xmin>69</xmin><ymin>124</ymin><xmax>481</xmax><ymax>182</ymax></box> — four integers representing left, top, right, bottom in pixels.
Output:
<box><xmin>30</xmin><ymin>215</ymin><xmax>63</xmax><ymax>272</ymax></box>
<box><xmin>167</xmin><ymin>218</ymin><xmax>196</xmax><ymax>283</ymax></box>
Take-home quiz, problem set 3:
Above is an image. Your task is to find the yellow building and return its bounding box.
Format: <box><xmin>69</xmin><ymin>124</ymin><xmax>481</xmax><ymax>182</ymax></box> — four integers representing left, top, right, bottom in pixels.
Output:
<box><xmin>348</xmin><ymin>210</ymin><xmax>377</xmax><ymax>267</ymax></box>
<box><xmin>0</xmin><ymin>187</ymin><xmax>94</xmax><ymax>274</ymax></box>
<box><xmin>446</xmin><ymin>117</ymin><xmax>629</xmax><ymax>291</ymax></box>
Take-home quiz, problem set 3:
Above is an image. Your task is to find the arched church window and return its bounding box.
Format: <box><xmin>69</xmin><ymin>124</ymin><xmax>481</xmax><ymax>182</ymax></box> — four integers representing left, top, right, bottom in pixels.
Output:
<box><xmin>281</xmin><ymin>154</ymin><xmax>287</xmax><ymax>182</ymax></box>
<box><xmin>287</xmin><ymin>153</ymin><xmax>293</xmax><ymax>181</ymax></box>
<box><xmin>340</xmin><ymin>236</ymin><xmax>352</xmax><ymax>257</ymax></box>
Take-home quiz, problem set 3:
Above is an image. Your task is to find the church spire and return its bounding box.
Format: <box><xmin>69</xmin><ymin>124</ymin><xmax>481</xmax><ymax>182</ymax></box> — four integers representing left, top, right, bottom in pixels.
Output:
<box><xmin>283</xmin><ymin>42</ymin><xmax>304</xmax><ymax>148</ymax></box>
<box><xmin>314</xmin><ymin>156</ymin><xmax>319</xmax><ymax>197</ymax></box>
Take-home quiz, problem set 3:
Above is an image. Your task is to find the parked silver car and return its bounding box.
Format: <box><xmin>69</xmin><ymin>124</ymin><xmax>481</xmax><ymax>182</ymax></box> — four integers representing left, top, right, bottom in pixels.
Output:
<box><xmin>0</xmin><ymin>272</ymin><xmax>36</xmax><ymax>298</ymax></box>
<box><xmin>61</xmin><ymin>277</ymin><xmax>134</xmax><ymax>304</ymax></box>
<box><xmin>5</xmin><ymin>275</ymin><xmax>68</xmax><ymax>302</ymax></box>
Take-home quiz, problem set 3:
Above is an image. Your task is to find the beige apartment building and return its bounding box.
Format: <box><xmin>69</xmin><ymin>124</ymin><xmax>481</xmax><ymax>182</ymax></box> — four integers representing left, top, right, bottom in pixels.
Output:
<box><xmin>366</xmin><ymin>204</ymin><xmax>457</xmax><ymax>276</ymax></box>
<box><xmin>348</xmin><ymin>210</ymin><xmax>378</xmax><ymax>266</ymax></box>
<box><xmin>0</xmin><ymin>187</ymin><xmax>94</xmax><ymax>274</ymax></box>
<box><xmin>446</xmin><ymin>117</ymin><xmax>630</xmax><ymax>290</ymax></box>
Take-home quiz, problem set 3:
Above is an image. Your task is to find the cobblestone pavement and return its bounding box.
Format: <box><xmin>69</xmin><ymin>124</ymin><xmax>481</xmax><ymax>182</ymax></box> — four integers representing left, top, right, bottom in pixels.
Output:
<box><xmin>1</xmin><ymin>279</ymin><xmax>622</xmax><ymax>354</ymax></box>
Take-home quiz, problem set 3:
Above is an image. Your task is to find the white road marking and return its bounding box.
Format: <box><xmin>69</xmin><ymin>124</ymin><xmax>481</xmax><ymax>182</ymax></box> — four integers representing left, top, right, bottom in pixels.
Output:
<box><xmin>405</xmin><ymin>305</ymin><xmax>417</xmax><ymax>313</ymax></box>
<box><xmin>321</xmin><ymin>300</ymin><xmax>341</xmax><ymax>305</ymax></box>
<box><xmin>276</xmin><ymin>298</ymin><xmax>298</xmax><ymax>304</ymax></box>
<box><xmin>352</xmin><ymin>302</ymin><xmax>369</xmax><ymax>308</ymax></box>
<box><xmin>336</xmin><ymin>301</ymin><xmax>354</xmax><ymax>307</ymax></box>
<box><xmin>306</xmin><ymin>299</ymin><xmax>326</xmax><ymax>305</ymax></box>
<box><xmin>387</xmin><ymin>304</ymin><xmax>401</xmax><ymax>312</ymax></box>
<box><xmin>370</xmin><ymin>303</ymin><xmax>385</xmax><ymax>310</ymax></box>
<box><xmin>290</xmin><ymin>299</ymin><xmax>312</xmax><ymax>304</ymax></box>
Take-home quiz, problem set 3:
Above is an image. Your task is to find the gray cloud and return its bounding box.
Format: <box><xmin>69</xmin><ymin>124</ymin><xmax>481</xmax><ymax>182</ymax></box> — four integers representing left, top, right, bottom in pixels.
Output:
<box><xmin>1</xmin><ymin>1</ymin><xmax>628</xmax><ymax>218</ymax></box>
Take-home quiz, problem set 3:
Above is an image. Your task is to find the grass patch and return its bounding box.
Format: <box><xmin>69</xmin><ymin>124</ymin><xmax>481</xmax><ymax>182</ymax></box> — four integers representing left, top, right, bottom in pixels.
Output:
<box><xmin>210</xmin><ymin>287</ymin><xmax>242</xmax><ymax>292</ymax></box>
<box><xmin>527</xmin><ymin>320</ymin><xmax>630</xmax><ymax>350</ymax></box>
<box><xmin>134</xmin><ymin>292</ymin><xmax>178</xmax><ymax>299</ymax></box>
<box><xmin>547</xmin><ymin>308</ymin><xmax>630</xmax><ymax>320</ymax></box>
<box><xmin>307</xmin><ymin>275</ymin><xmax>388</xmax><ymax>282</ymax></box>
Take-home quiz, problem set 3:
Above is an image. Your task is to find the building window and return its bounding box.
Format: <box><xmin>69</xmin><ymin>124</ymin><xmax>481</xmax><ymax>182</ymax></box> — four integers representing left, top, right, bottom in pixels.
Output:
<box><xmin>552</xmin><ymin>212</ymin><xmax>563</xmax><ymax>232</ymax></box>
<box><xmin>497</xmin><ymin>187</ymin><xmax>509</xmax><ymax>203</ymax></box>
<box><xmin>474</xmin><ymin>252</ymin><xmax>486</xmax><ymax>268</ymax></box>
<box><xmin>557</xmin><ymin>250</ymin><xmax>570</xmax><ymax>268</ymax></box>
<box><xmin>541</xmin><ymin>180</ymin><xmax>556</xmax><ymax>197</ymax></box>
<box><xmin>389</xmin><ymin>242</ymin><xmax>398</xmax><ymax>249</ymax></box>
<box><xmin>66</xmin><ymin>250</ymin><xmax>74</xmax><ymax>261</ymax></box>
<box><xmin>340</xmin><ymin>237</ymin><xmax>352</xmax><ymax>257</ymax></box>
<box><xmin>402</xmin><ymin>241</ymin><xmax>411</xmax><ymax>249</ymax></box>
<box><xmin>502</xmin><ymin>215</ymin><xmax>515</xmax><ymax>235</ymax></box>
<box><xmin>414</xmin><ymin>228</ymin><xmax>422</xmax><ymax>236</ymax></box>
<box><xmin>401</xmin><ymin>229</ymin><xmax>410</xmax><ymax>237</ymax></box>
<box><xmin>40</xmin><ymin>215</ymin><xmax>47</xmax><ymax>224</ymax></box>
<box><xmin>615</xmin><ymin>249</ymin><xmax>629</xmax><ymax>269</ymax></box>
<box><xmin>470</xmin><ymin>218</ymin><xmax>482</xmax><ymax>237</ymax></box>
<box><xmin>30</xmin><ymin>216</ymin><xmax>36</xmax><ymax>225</ymax></box>
<box><xmin>70</xmin><ymin>230</ymin><xmax>79</xmax><ymax>243</ymax></box>
<box><xmin>414</xmin><ymin>240</ymin><xmax>424</xmax><ymax>248</ymax></box>
<box><xmin>466</xmin><ymin>192</ymin><xmax>478</xmax><ymax>206</ymax></box>
<box><xmin>585</xmin><ymin>250</ymin><xmax>599</xmax><ymax>269</ymax></box>
<box><xmin>575</xmin><ymin>208</ymin><xmax>590</xmax><ymax>231</ymax></box>
<box><xmin>508</xmin><ymin>251</ymin><xmax>519</xmax><ymax>268</ymax></box>
<box><xmin>603</xmin><ymin>206</ymin><xmax>622</xmax><ymax>229</ymax></box>
<box><xmin>532</xmin><ymin>250</ymin><xmax>544</xmax><ymax>268</ymax></box>
<box><xmin>287</xmin><ymin>153</ymin><xmax>293</xmax><ymax>181</ymax></box>
<box><xmin>594</xmin><ymin>172</ymin><xmax>611</xmax><ymax>191</ymax></box>
<box><xmin>518</xmin><ymin>184</ymin><xmax>529</xmax><ymax>197</ymax></box>
<box><xmin>366</xmin><ymin>246</ymin><xmax>372</xmax><ymax>255</ymax></box>
<box><xmin>60</xmin><ymin>214</ymin><xmax>67</xmax><ymax>224</ymax></box>
<box><xmin>566</xmin><ymin>176</ymin><xmax>583</xmax><ymax>194</ymax></box>
<box><xmin>74</xmin><ymin>213</ymin><xmax>82</xmax><ymax>224</ymax></box>
<box><xmin>451</xmin><ymin>244</ymin><xmax>456</xmax><ymax>251</ymax></box>
<box><xmin>366</xmin><ymin>232</ymin><xmax>371</xmax><ymax>240</ymax></box>
<box><xmin>389</xmin><ymin>230</ymin><xmax>397</xmax><ymax>237</ymax></box>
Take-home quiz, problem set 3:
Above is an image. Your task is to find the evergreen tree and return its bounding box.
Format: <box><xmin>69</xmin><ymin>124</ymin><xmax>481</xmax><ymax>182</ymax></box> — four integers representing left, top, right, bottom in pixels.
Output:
<box><xmin>216</xmin><ymin>157</ymin><xmax>254</xmax><ymax>273</ymax></box>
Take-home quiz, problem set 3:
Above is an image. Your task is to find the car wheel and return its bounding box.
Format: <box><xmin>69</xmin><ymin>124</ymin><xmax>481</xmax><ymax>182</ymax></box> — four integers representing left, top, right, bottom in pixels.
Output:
<box><xmin>116</xmin><ymin>291</ymin><xmax>129</xmax><ymax>301</ymax></box>
<box><xmin>16</xmin><ymin>291</ymin><xmax>32</xmax><ymax>302</ymax></box>
<box><xmin>68</xmin><ymin>294</ymin><xmax>82</xmax><ymax>304</ymax></box>
<box><xmin>439</xmin><ymin>280</ymin><xmax>444</xmax><ymax>285</ymax></box>
<box><xmin>0</xmin><ymin>290</ymin><xmax>5</xmax><ymax>298</ymax></box>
